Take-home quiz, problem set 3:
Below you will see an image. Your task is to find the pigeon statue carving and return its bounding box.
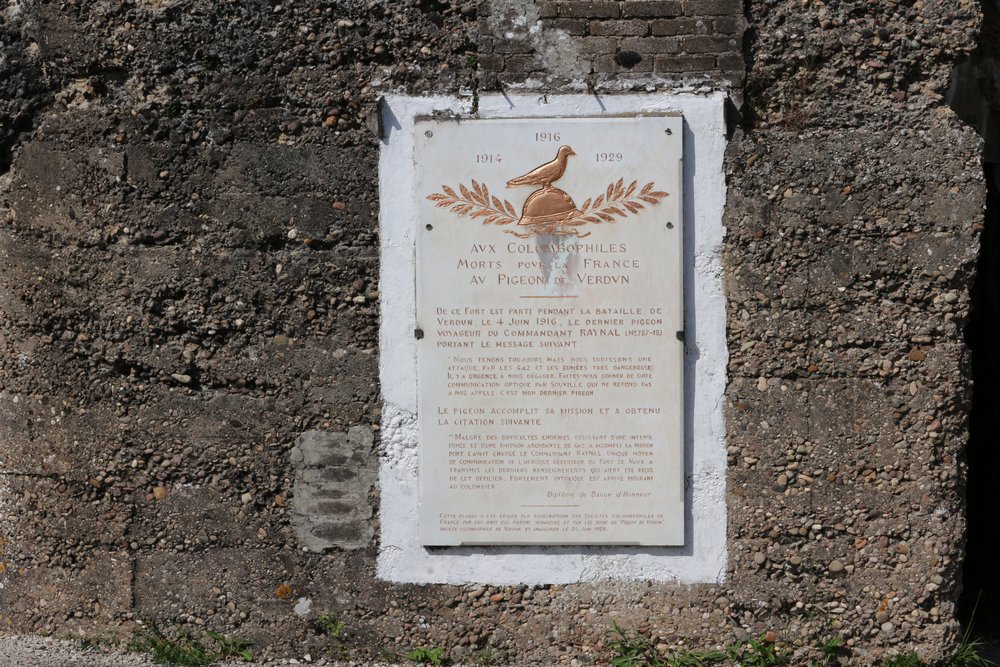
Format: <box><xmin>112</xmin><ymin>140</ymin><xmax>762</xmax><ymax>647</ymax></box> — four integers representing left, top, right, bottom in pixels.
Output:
<box><xmin>506</xmin><ymin>145</ymin><xmax>576</xmax><ymax>190</ymax></box>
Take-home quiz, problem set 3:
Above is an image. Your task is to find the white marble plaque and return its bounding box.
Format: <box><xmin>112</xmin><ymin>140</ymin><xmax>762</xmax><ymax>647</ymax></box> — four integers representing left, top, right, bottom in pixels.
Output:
<box><xmin>415</xmin><ymin>116</ymin><xmax>684</xmax><ymax>546</ymax></box>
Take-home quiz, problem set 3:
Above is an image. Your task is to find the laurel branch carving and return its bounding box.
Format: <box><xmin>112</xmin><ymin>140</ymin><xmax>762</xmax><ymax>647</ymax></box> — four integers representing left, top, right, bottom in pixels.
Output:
<box><xmin>566</xmin><ymin>179</ymin><xmax>668</xmax><ymax>227</ymax></box>
<box><xmin>425</xmin><ymin>179</ymin><xmax>668</xmax><ymax>232</ymax></box>
<box><xmin>425</xmin><ymin>180</ymin><xmax>519</xmax><ymax>226</ymax></box>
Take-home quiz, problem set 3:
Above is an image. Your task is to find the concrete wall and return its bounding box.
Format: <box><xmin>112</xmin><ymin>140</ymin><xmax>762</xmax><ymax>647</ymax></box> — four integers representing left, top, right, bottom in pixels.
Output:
<box><xmin>0</xmin><ymin>0</ymin><xmax>985</xmax><ymax>664</ymax></box>
<box><xmin>723</xmin><ymin>1</ymin><xmax>982</xmax><ymax>660</ymax></box>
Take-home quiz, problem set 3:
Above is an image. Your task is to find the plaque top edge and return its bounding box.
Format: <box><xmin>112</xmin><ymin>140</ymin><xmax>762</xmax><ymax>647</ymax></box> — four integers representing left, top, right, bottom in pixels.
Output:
<box><xmin>413</xmin><ymin>112</ymin><xmax>684</xmax><ymax>123</ymax></box>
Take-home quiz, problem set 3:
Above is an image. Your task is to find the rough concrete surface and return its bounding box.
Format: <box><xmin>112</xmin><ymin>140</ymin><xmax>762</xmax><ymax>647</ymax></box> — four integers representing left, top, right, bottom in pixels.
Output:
<box><xmin>0</xmin><ymin>0</ymin><xmax>988</xmax><ymax>664</ymax></box>
<box><xmin>0</xmin><ymin>635</ymin><xmax>157</xmax><ymax>667</ymax></box>
<box><xmin>0</xmin><ymin>634</ymin><xmax>397</xmax><ymax>666</ymax></box>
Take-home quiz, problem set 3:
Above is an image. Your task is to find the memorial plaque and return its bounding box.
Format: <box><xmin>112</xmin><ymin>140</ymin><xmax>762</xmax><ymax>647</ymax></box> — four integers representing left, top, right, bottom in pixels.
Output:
<box><xmin>415</xmin><ymin>116</ymin><xmax>684</xmax><ymax>546</ymax></box>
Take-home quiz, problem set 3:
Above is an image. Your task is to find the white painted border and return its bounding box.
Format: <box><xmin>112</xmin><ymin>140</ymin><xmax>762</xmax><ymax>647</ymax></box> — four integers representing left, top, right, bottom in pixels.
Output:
<box><xmin>377</xmin><ymin>93</ymin><xmax>728</xmax><ymax>584</ymax></box>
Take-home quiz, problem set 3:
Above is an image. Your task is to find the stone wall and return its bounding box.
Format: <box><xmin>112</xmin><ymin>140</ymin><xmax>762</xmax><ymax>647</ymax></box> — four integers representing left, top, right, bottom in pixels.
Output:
<box><xmin>0</xmin><ymin>0</ymin><xmax>986</xmax><ymax>664</ymax></box>
<box><xmin>478</xmin><ymin>0</ymin><xmax>744</xmax><ymax>85</ymax></box>
<box><xmin>724</xmin><ymin>0</ymin><xmax>982</xmax><ymax>659</ymax></box>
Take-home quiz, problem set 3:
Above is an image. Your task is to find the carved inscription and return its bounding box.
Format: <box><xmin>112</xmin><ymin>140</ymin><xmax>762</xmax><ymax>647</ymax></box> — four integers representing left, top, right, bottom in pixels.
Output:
<box><xmin>415</xmin><ymin>116</ymin><xmax>684</xmax><ymax>546</ymax></box>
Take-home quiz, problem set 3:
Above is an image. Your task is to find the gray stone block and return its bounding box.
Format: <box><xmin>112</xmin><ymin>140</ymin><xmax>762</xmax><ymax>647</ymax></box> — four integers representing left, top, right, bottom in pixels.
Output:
<box><xmin>712</xmin><ymin>15</ymin><xmax>746</xmax><ymax>34</ymax></box>
<box><xmin>621</xmin><ymin>36</ymin><xmax>681</xmax><ymax>54</ymax></box>
<box><xmin>684</xmin><ymin>0</ymin><xmax>742</xmax><ymax>15</ymax></box>
<box><xmin>650</xmin><ymin>18</ymin><xmax>705</xmax><ymax>36</ymax></box>
<box><xmin>678</xmin><ymin>35</ymin><xmax>740</xmax><ymax>53</ymax></box>
<box><xmin>717</xmin><ymin>51</ymin><xmax>745</xmax><ymax>71</ymax></box>
<box><xmin>653</xmin><ymin>53</ymin><xmax>716</xmax><ymax>71</ymax></box>
<box><xmin>589</xmin><ymin>19</ymin><xmax>651</xmax><ymax>37</ymax></box>
<box><xmin>623</xmin><ymin>0</ymin><xmax>684</xmax><ymax>17</ymax></box>
<box><xmin>289</xmin><ymin>427</ymin><xmax>375</xmax><ymax>551</ymax></box>
<box><xmin>545</xmin><ymin>18</ymin><xmax>589</xmax><ymax>35</ymax></box>
<box><xmin>558</xmin><ymin>1</ymin><xmax>620</xmax><ymax>18</ymax></box>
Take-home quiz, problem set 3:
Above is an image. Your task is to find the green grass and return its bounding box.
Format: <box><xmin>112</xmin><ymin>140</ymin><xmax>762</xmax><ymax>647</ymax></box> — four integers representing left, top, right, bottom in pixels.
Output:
<box><xmin>605</xmin><ymin>620</ymin><xmax>1000</xmax><ymax>667</ymax></box>
<box><xmin>405</xmin><ymin>645</ymin><xmax>447</xmax><ymax>666</ymax></box>
<box><xmin>315</xmin><ymin>613</ymin><xmax>347</xmax><ymax>660</ymax></box>
<box><xmin>204</xmin><ymin>630</ymin><xmax>253</xmax><ymax>662</ymax></box>
<box><xmin>950</xmin><ymin>640</ymin><xmax>996</xmax><ymax>667</ymax></box>
<box><xmin>811</xmin><ymin>635</ymin><xmax>844</xmax><ymax>666</ymax></box>
<box><xmin>882</xmin><ymin>653</ymin><xmax>924</xmax><ymax>667</ymax></box>
<box><xmin>129</xmin><ymin>622</ymin><xmax>252</xmax><ymax>666</ymax></box>
<box><xmin>315</xmin><ymin>613</ymin><xmax>344</xmax><ymax>639</ymax></box>
<box><xmin>946</xmin><ymin>594</ymin><xmax>997</xmax><ymax>667</ymax></box>
<box><xmin>78</xmin><ymin>637</ymin><xmax>109</xmax><ymax>654</ymax></box>
<box><xmin>727</xmin><ymin>635</ymin><xmax>786</xmax><ymax>667</ymax></box>
<box><xmin>607</xmin><ymin>622</ymin><xmax>727</xmax><ymax>667</ymax></box>
<box><xmin>607</xmin><ymin>621</ymin><xmax>664</xmax><ymax>666</ymax></box>
<box><xmin>947</xmin><ymin>626</ymin><xmax>996</xmax><ymax>667</ymax></box>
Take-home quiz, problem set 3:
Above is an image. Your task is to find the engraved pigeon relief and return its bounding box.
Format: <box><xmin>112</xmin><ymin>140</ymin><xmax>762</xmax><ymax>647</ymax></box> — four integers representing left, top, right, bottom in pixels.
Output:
<box><xmin>506</xmin><ymin>145</ymin><xmax>576</xmax><ymax>188</ymax></box>
<box><xmin>425</xmin><ymin>145</ymin><xmax>670</xmax><ymax>239</ymax></box>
